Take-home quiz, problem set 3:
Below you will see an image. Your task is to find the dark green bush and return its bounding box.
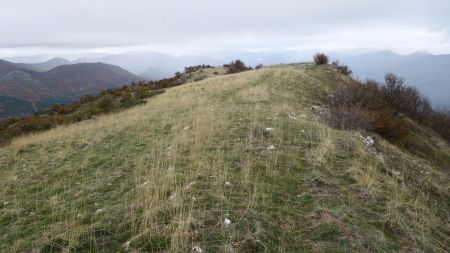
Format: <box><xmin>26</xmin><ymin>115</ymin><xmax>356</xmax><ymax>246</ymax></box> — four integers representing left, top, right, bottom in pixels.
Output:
<box><xmin>96</xmin><ymin>95</ymin><xmax>115</xmax><ymax>112</ymax></box>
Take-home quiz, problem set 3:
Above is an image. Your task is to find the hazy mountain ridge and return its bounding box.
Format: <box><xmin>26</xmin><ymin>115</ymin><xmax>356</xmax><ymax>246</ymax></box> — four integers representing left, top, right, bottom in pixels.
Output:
<box><xmin>0</xmin><ymin>96</ymin><xmax>36</xmax><ymax>117</ymax></box>
<box><xmin>15</xmin><ymin>57</ymin><xmax>72</xmax><ymax>72</ymax></box>
<box><xmin>2</xmin><ymin>49</ymin><xmax>450</xmax><ymax>119</ymax></box>
<box><xmin>0</xmin><ymin>59</ymin><xmax>24</xmax><ymax>76</ymax></box>
<box><xmin>74</xmin><ymin>52</ymin><xmax>222</xmax><ymax>80</ymax></box>
<box><xmin>0</xmin><ymin>60</ymin><xmax>143</xmax><ymax>118</ymax></box>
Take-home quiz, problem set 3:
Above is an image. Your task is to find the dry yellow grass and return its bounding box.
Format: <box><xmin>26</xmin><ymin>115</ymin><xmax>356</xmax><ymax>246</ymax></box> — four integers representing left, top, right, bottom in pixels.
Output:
<box><xmin>1</xmin><ymin>64</ymin><xmax>449</xmax><ymax>252</ymax></box>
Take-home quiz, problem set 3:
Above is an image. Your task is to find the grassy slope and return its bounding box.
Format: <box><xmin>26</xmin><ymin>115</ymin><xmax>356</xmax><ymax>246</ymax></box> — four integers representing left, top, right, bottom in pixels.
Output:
<box><xmin>402</xmin><ymin>117</ymin><xmax>450</xmax><ymax>170</ymax></box>
<box><xmin>0</xmin><ymin>64</ymin><xmax>449</xmax><ymax>252</ymax></box>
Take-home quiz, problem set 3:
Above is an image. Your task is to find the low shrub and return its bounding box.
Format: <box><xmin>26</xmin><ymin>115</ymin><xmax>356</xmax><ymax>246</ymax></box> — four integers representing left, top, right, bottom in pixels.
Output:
<box><xmin>328</xmin><ymin>71</ymin><xmax>450</xmax><ymax>144</ymax></box>
<box><xmin>379</xmin><ymin>73</ymin><xmax>450</xmax><ymax>142</ymax></box>
<box><xmin>331</xmin><ymin>60</ymin><xmax>352</xmax><ymax>75</ymax></box>
<box><xmin>328</xmin><ymin>81</ymin><xmax>409</xmax><ymax>142</ymax></box>
<box><xmin>329</xmin><ymin>106</ymin><xmax>373</xmax><ymax>130</ymax></box>
<box><xmin>226</xmin><ymin>59</ymin><xmax>250</xmax><ymax>74</ymax></box>
<box><xmin>313</xmin><ymin>53</ymin><xmax>329</xmax><ymax>65</ymax></box>
<box><xmin>329</xmin><ymin>106</ymin><xmax>408</xmax><ymax>142</ymax></box>
<box><xmin>184</xmin><ymin>65</ymin><xmax>213</xmax><ymax>74</ymax></box>
<box><xmin>96</xmin><ymin>95</ymin><xmax>115</xmax><ymax>112</ymax></box>
<box><xmin>371</xmin><ymin>111</ymin><xmax>409</xmax><ymax>142</ymax></box>
<box><xmin>19</xmin><ymin>116</ymin><xmax>53</xmax><ymax>133</ymax></box>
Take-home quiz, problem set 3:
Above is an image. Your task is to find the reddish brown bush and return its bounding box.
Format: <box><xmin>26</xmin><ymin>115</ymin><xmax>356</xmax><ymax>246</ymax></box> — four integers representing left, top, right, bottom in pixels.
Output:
<box><xmin>329</xmin><ymin>81</ymin><xmax>409</xmax><ymax>142</ymax></box>
<box><xmin>332</xmin><ymin>73</ymin><xmax>450</xmax><ymax>143</ymax></box>
<box><xmin>49</xmin><ymin>115</ymin><xmax>66</xmax><ymax>125</ymax></box>
<box><xmin>329</xmin><ymin>106</ymin><xmax>408</xmax><ymax>142</ymax></box>
<box><xmin>19</xmin><ymin>116</ymin><xmax>53</xmax><ymax>132</ymax></box>
<box><xmin>371</xmin><ymin>111</ymin><xmax>409</xmax><ymax>142</ymax></box>
<box><xmin>313</xmin><ymin>53</ymin><xmax>329</xmax><ymax>65</ymax></box>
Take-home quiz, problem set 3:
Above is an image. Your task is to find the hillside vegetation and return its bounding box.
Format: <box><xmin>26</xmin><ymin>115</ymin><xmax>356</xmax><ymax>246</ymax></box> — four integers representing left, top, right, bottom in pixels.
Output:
<box><xmin>0</xmin><ymin>64</ymin><xmax>449</xmax><ymax>252</ymax></box>
<box><xmin>0</xmin><ymin>65</ymin><xmax>224</xmax><ymax>144</ymax></box>
<box><xmin>0</xmin><ymin>60</ymin><xmax>142</xmax><ymax>118</ymax></box>
<box><xmin>345</xmin><ymin>51</ymin><xmax>450</xmax><ymax>107</ymax></box>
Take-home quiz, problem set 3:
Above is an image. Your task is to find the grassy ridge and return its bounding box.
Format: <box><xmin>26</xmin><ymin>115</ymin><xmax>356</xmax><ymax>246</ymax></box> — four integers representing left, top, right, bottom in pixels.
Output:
<box><xmin>0</xmin><ymin>64</ymin><xmax>449</xmax><ymax>252</ymax></box>
<box><xmin>0</xmin><ymin>64</ymin><xmax>223</xmax><ymax>145</ymax></box>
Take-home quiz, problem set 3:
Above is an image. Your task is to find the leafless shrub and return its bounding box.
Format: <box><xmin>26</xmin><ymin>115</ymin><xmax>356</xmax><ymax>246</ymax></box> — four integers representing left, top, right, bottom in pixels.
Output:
<box><xmin>331</xmin><ymin>60</ymin><xmax>352</xmax><ymax>75</ymax></box>
<box><xmin>329</xmin><ymin>106</ymin><xmax>373</xmax><ymax>130</ymax></box>
<box><xmin>328</xmin><ymin>82</ymin><xmax>409</xmax><ymax>142</ymax></box>
<box><xmin>313</xmin><ymin>53</ymin><xmax>329</xmax><ymax>65</ymax></box>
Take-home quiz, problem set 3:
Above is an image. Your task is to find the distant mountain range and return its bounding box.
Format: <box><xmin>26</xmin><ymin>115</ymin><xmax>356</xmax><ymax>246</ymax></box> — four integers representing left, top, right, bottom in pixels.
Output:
<box><xmin>2</xmin><ymin>49</ymin><xmax>449</xmax><ymax>119</ymax></box>
<box><xmin>0</xmin><ymin>59</ymin><xmax>142</xmax><ymax>118</ymax></box>
<box><xmin>2</xmin><ymin>50</ymin><xmax>366</xmax><ymax>81</ymax></box>
<box><xmin>73</xmin><ymin>52</ymin><xmax>222</xmax><ymax>80</ymax></box>
<box><xmin>342</xmin><ymin>51</ymin><xmax>450</xmax><ymax>108</ymax></box>
<box><xmin>15</xmin><ymin>57</ymin><xmax>72</xmax><ymax>72</ymax></box>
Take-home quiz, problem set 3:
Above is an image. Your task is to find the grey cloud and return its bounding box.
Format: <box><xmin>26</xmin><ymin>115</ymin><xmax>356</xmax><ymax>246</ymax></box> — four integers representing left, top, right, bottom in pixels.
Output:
<box><xmin>1</xmin><ymin>0</ymin><xmax>449</xmax><ymax>54</ymax></box>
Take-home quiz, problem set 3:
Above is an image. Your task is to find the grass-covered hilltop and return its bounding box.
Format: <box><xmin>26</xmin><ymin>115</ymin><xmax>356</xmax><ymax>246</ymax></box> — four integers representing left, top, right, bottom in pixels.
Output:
<box><xmin>1</xmin><ymin>58</ymin><xmax>449</xmax><ymax>252</ymax></box>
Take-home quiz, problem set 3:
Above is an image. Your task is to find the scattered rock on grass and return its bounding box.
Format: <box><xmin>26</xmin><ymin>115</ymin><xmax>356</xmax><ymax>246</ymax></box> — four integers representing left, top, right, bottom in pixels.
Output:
<box><xmin>184</xmin><ymin>181</ymin><xmax>196</xmax><ymax>190</ymax></box>
<box><xmin>288</xmin><ymin>113</ymin><xmax>298</xmax><ymax>120</ymax></box>
<box><xmin>375</xmin><ymin>153</ymin><xmax>384</xmax><ymax>162</ymax></box>
<box><xmin>252</xmin><ymin>123</ymin><xmax>273</xmax><ymax>138</ymax></box>
<box><xmin>360</xmin><ymin>135</ymin><xmax>374</xmax><ymax>146</ymax></box>
<box><xmin>192</xmin><ymin>246</ymin><xmax>203</xmax><ymax>252</ymax></box>
<box><xmin>311</xmin><ymin>105</ymin><xmax>322</xmax><ymax>111</ymax></box>
<box><xmin>123</xmin><ymin>241</ymin><xmax>131</xmax><ymax>251</ymax></box>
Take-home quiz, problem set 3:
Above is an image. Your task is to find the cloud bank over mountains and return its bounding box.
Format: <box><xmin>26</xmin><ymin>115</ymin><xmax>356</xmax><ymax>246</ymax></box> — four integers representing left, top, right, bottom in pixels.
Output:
<box><xmin>1</xmin><ymin>0</ymin><xmax>449</xmax><ymax>56</ymax></box>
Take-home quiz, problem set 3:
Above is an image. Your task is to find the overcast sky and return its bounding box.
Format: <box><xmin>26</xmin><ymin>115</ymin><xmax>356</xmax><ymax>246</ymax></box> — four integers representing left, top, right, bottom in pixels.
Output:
<box><xmin>1</xmin><ymin>0</ymin><xmax>449</xmax><ymax>57</ymax></box>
